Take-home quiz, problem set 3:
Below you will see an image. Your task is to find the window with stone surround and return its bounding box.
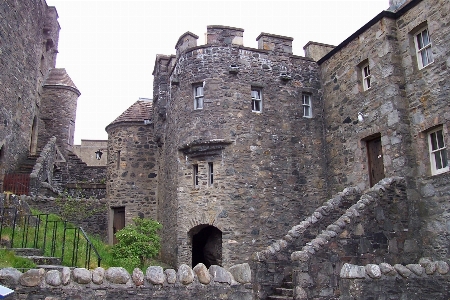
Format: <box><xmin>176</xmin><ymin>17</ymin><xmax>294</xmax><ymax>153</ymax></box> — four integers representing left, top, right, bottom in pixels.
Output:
<box><xmin>414</xmin><ymin>26</ymin><xmax>434</xmax><ymax>69</ymax></box>
<box><xmin>361</xmin><ymin>62</ymin><xmax>371</xmax><ymax>91</ymax></box>
<box><xmin>116</xmin><ymin>151</ymin><xmax>121</xmax><ymax>170</ymax></box>
<box><xmin>428</xmin><ymin>127</ymin><xmax>448</xmax><ymax>175</ymax></box>
<box><xmin>193</xmin><ymin>84</ymin><xmax>204</xmax><ymax>110</ymax></box>
<box><xmin>302</xmin><ymin>93</ymin><xmax>312</xmax><ymax>118</ymax></box>
<box><xmin>208</xmin><ymin>162</ymin><xmax>214</xmax><ymax>186</ymax></box>
<box><xmin>251</xmin><ymin>88</ymin><xmax>262</xmax><ymax>113</ymax></box>
<box><xmin>193</xmin><ymin>164</ymin><xmax>199</xmax><ymax>187</ymax></box>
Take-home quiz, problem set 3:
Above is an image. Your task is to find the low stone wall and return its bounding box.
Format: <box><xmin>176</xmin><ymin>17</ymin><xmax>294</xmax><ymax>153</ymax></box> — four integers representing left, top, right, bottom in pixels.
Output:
<box><xmin>29</xmin><ymin>137</ymin><xmax>57</xmax><ymax>196</ymax></box>
<box><xmin>251</xmin><ymin>186</ymin><xmax>361</xmax><ymax>299</ymax></box>
<box><xmin>0</xmin><ymin>263</ymin><xmax>253</xmax><ymax>300</ymax></box>
<box><xmin>291</xmin><ymin>177</ymin><xmax>417</xmax><ymax>299</ymax></box>
<box><xmin>340</xmin><ymin>259</ymin><xmax>450</xmax><ymax>299</ymax></box>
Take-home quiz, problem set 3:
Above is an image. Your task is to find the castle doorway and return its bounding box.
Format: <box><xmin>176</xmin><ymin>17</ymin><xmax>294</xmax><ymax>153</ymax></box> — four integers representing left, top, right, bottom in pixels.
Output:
<box><xmin>112</xmin><ymin>207</ymin><xmax>125</xmax><ymax>244</ymax></box>
<box><xmin>191</xmin><ymin>225</ymin><xmax>222</xmax><ymax>268</ymax></box>
<box><xmin>366</xmin><ymin>136</ymin><xmax>385</xmax><ymax>187</ymax></box>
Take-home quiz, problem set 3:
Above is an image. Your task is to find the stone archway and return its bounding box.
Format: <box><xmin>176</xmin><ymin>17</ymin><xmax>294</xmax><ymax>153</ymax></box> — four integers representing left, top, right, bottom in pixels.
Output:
<box><xmin>190</xmin><ymin>225</ymin><xmax>222</xmax><ymax>268</ymax></box>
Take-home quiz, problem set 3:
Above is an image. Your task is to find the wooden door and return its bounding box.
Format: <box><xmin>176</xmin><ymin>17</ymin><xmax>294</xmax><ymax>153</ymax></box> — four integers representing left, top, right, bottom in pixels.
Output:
<box><xmin>367</xmin><ymin>137</ymin><xmax>385</xmax><ymax>187</ymax></box>
<box><xmin>112</xmin><ymin>207</ymin><xmax>125</xmax><ymax>244</ymax></box>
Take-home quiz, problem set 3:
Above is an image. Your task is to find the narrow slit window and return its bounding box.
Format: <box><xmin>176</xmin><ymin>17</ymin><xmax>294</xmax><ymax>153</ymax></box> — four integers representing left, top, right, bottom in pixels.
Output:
<box><xmin>208</xmin><ymin>162</ymin><xmax>214</xmax><ymax>185</ymax></box>
<box><xmin>116</xmin><ymin>150</ymin><xmax>121</xmax><ymax>170</ymax></box>
<box><xmin>193</xmin><ymin>164</ymin><xmax>199</xmax><ymax>187</ymax></box>
<box><xmin>362</xmin><ymin>63</ymin><xmax>371</xmax><ymax>90</ymax></box>
<box><xmin>302</xmin><ymin>94</ymin><xmax>312</xmax><ymax>118</ymax></box>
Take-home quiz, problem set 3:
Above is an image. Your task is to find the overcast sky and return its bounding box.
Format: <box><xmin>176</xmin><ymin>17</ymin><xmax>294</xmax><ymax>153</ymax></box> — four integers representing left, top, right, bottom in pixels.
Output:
<box><xmin>46</xmin><ymin>0</ymin><xmax>389</xmax><ymax>144</ymax></box>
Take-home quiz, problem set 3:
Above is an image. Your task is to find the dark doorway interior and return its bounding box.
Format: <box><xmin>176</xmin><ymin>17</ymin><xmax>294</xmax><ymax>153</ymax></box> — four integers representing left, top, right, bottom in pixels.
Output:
<box><xmin>367</xmin><ymin>136</ymin><xmax>385</xmax><ymax>187</ymax></box>
<box><xmin>192</xmin><ymin>225</ymin><xmax>222</xmax><ymax>268</ymax></box>
<box><xmin>112</xmin><ymin>207</ymin><xmax>125</xmax><ymax>244</ymax></box>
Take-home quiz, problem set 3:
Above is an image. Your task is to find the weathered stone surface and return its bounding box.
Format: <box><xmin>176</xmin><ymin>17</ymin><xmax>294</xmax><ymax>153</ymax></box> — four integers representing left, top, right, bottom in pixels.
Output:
<box><xmin>229</xmin><ymin>263</ymin><xmax>251</xmax><ymax>284</ymax></box>
<box><xmin>105</xmin><ymin>267</ymin><xmax>129</xmax><ymax>284</ymax></box>
<box><xmin>178</xmin><ymin>264</ymin><xmax>194</xmax><ymax>285</ymax></box>
<box><xmin>394</xmin><ymin>264</ymin><xmax>411</xmax><ymax>278</ymax></box>
<box><xmin>61</xmin><ymin>267</ymin><xmax>71</xmax><ymax>285</ymax></box>
<box><xmin>294</xmin><ymin>286</ymin><xmax>308</xmax><ymax>300</ymax></box>
<box><xmin>0</xmin><ymin>267</ymin><xmax>22</xmax><ymax>285</ymax></box>
<box><xmin>92</xmin><ymin>267</ymin><xmax>105</xmax><ymax>285</ymax></box>
<box><xmin>132</xmin><ymin>268</ymin><xmax>144</xmax><ymax>286</ymax></box>
<box><xmin>20</xmin><ymin>269</ymin><xmax>45</xmax><ymax>287</ymax></box>
<box><xmin>73</xmin><ymin>268</ymin><xmax>92</xmax><ymax>284</ymax></box>
<box><xmin>45</xmin><ymin>270</ymin><xmax>62</xmax><ymax>286</ymax></box>
<box><xmin>379</xmin><ymin>263</ymin><xmax>397</xmax><ymax>276</ymax></box>
<box><xmin>340</xmin><ymin>263</ymin><xmax>366</xmax><ymax>279</ymax></box>
<box><xmin>165</xmin><ymin>269</ymin><xmax>177</xmax><ymax>284</ymax></box>
<box><xmin>209</xmin><ymin>265</ymin><xmax>232</xmax><ymax>284</ymax></box>
<box><xmin>436</xmin><ymin>261</ymin><xmax>449</xmax><ymax>275</ymax></box>
<box><xmin>365</xmin><ymin>264</ymin><xmax>381</xmax><ymax>279</ymax></box>
<box><xmin>193</xmin><ymin>263</ymin><xmax>211</xmax><ymax>285</ymax></box>
<box><xmin>146</xmin><ymin>266</ymin><xmax>165</xmax><ymax>285</ymax></box>
<box><xmin>406</xmin><ymin>264</ymin><xmax>424</xmax><ymax>276</ymax></box>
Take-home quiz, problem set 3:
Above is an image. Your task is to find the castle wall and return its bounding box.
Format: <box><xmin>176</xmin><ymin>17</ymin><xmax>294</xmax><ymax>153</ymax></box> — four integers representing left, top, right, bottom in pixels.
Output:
<box><xmin>106</xmin><ymin>123</ymin><xmax>157</xmax><ymax>243</ymax></box>
<box><xmin>394</xmin><ymin>0</ymin><xmax>450</xmax><ymax>259</ymax></box>
<box><xmin>0</xmin><ymin>0</ymin><xmax>58</xmax><ymax>182</ymax></box>
<box><xmin>154</xmin><ymin>28</ymin><xmax>328</xmax><ymax>268</ymax></box>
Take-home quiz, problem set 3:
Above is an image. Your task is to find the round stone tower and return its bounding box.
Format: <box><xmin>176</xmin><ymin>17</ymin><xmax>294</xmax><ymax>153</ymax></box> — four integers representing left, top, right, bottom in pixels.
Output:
<box><xmin>105</xmin><ymin>98</ymin><xmax>157</xmax><ymax>244</ymax></box>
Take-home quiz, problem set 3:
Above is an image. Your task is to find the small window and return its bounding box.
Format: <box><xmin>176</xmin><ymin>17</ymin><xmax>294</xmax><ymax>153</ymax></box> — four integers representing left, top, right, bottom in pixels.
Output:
<box><xmin>251</xmin><ymin>88</ymin><xmax>262</xmax><ymax>113</ymax></box>
<box><xmin>428</xmin><ymin>127</ymin><xmax>448</xmax><ymax>175</ymax></box>
<box><xmin>194</xmin><ymin>85</ymin><xmax>204</xmax><ymax>110</ymax></box>
<box><xmin>362</xmin><ymin>63</ymin><xmax>371</xmax><ymax>91</ymax></box>
<box><xmin>208</xmin><ymin>162</ymin><xmax>214</xmax><ymax>185</ymax></box>
<box><xmin>116</xmin><ymin>150</ymin><xmax>121</xmax><ymax>170</ymax></box>
<box><xmin>302</xmin><ymin>94</ymin><xmax>312</xmax><ymax>118</ymax></box>
<box><xmin>414</xmin><ymin>27</ymin><xmax>434</xmax><ymax>69</ymax></box>
<box><xmin>193</xmin><ymin>164</ymin><xmax>199</xmax><ymax>187</ymax></box>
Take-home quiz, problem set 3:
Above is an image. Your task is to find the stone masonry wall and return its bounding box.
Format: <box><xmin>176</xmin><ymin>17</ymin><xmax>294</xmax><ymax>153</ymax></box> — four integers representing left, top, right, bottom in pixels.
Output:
<box><xmin>0</xmin><ymin>0</ymin><xmax>58</xmax><ymax>181</ymax></box>
<box><xmin>0</xmin><ymin>263</ymin><xmax>252</xmax><ymax>300</ymax></box>
<box><xmin>394</xmin><ymin>0</ymin><xmax>450</xmax><ymax>260</ymax></box>
<box><xmin>106</xmin><ymin>123</ymin><xmax>158</xmax><ymax>226</ymax></box>
<box><xmin>154</xmin><ymin>27</ymin><xmax>328</xmax><ymax>268</ymax></box>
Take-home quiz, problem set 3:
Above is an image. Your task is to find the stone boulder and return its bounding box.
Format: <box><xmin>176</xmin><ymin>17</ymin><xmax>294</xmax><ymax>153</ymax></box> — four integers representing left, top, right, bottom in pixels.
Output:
<box><xmin>105</xmin><ymin>267</ymin><xmax>129</xmax><ymax>284</ymax></box>
<box><xmin>193</xmin><ymin>263</ymin><xmax>211</xmax><ymax>284</ymax></box>
<box><xmin>229</xmin><ymin>263</ymin><xmax>251</xmax><ymax>283</ymax></box>
<box><xmin>146</xmin><ymin>266</ymin><xmax>165</xmax><ymax>285</ymax></box>
<box><xmin>20</xmin><ymin>268</ymin><xmax>45</xmax><ymax>287</ymax></box>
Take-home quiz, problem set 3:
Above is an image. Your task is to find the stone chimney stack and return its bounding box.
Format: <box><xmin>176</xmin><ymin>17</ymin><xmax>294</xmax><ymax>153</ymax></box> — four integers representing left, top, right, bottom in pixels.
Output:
<box><xmin>388</xmin><ymin>0</ymin><xmax>411</xmax><ymax>11</ymax></box>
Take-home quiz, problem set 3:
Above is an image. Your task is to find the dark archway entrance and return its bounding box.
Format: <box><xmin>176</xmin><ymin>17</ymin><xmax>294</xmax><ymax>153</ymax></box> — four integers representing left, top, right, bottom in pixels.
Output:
<box><xmin>191</xmin><ymin>225</ymin><xmax>222</xmax><ymax>268</ymax></box>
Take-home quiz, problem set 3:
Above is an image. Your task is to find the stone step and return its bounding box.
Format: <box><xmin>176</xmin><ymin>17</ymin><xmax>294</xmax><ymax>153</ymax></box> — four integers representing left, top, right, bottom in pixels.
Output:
<box><xmin>275</xmin><ymin>287</ymin><xmax>293</xmax><ymax>297</ymax></box>
<box><xmin>10</xmin><ymin>248</ymin><xmax>42</xmax><ymax>256</ymax></box>
<box><xmin>282</xmin><ymin>281</ymin><xmax>294</xmax><ymax>289</ymax></box>
<box><xmin>36</xmin><ymin>265</ymin><xmax>69</xmax><ymax>271</ymax></box>
<box><xmin>267</xmin><ymin>295</ymin><xmax>293</xmax><ymax>300</ymax></box>
<box><xmin>21</xmin><ymin>255</ymin><xmax>61</xmax><ymax>265</ymax></box>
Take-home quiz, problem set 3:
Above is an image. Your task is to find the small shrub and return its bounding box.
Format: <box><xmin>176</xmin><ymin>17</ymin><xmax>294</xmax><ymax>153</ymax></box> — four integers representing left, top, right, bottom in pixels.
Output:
<box><xmin>112</xmin><ymin>218</ymin><xmax>162</xmax><ymax>271</ymax></box>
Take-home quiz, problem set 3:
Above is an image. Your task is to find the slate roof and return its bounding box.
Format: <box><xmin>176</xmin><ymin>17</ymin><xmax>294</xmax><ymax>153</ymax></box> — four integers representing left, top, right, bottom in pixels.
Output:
<box><xmin>106</xmin><ymin>99</ymin><xmax>153</xmax><ymax>129</ymax></box>
<box><xmin>43</xmin><ymin>68</ymin><xmax>80</xmax><ymax>95</ymax></box>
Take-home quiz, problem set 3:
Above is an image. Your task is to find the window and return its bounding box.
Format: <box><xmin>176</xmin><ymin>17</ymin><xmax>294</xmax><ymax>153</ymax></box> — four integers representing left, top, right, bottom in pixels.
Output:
<box><xmin>193</xmin><ymin>164</ymin><xmax>199</xmax><ymax>187</ymax></box>
<box><xmin>362</xmin><ymin>63</ymin><xmax>371</xmax><ymax>91</ymax></box>
<box><xmin>208</xmin><ymin>162</ymin><xmax>214</xmax><ymax>185</ymax></box>
<box><xmin>302</xmin><ymin>94</ymin><xmax>312</xmax><ymax>118</ymax></box>
<box><xmin>251</xmin><ymin>88</ymin><xmax>262</xmax><ymax>113</ymax></box>
<box><xmin>194</xmin><ymin>85</ymin><xmax>204</xmax><ymax>110</ymax></box>
<box><xmin>414</xmin><ymin>27</ymin><xmax>434</xmax><ymax>69</ymax></box>
<box><xmin>116</xmin><ymin>150</ymin><xmax>121</xmax><ymax>170</ymax></box>
<box><xmin>428</xmin><ymin>127</ymin><xmax>448</xmax><ymax>175</ymax></box>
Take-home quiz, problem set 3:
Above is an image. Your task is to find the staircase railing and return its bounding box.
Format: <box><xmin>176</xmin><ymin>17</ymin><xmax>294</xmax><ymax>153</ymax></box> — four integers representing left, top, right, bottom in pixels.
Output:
<box><xmin>0</xmin><ymin>208</ymin><xmax>101</xmax><ymax>269</ymax></box>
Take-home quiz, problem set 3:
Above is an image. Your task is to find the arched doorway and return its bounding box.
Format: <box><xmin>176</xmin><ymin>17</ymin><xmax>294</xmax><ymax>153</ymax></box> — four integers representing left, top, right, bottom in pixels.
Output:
<box><xmin>190</xmin><ymin>225</ymin><xmax>222</xmax><ymax>268</ymax></box>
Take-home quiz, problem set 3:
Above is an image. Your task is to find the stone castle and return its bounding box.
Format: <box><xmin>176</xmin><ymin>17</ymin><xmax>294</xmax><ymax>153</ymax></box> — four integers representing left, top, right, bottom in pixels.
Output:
<box><xmin>1</xmin><ymin>0</ymin><xmax>450</xmax><ymax>298</ymax></box>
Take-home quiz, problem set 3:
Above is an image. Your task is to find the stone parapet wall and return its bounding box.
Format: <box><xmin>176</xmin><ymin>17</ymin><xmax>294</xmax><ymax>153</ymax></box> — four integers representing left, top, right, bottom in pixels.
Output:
<box><xmin>291</xmin><ymin>177</ymin><xmax>416</xmax><ymax>299</ymax></box>
<box><xmin>340</xmin><ymin>260</ymin><xmax>450</xmax><ymax>300</ymax></box>
<box><xmin>30</xmin><ymin>137</ymin><xmax>57</xmax><ymax>196</ymax></box>
<box><xmin>0</xmin><ymin>263</ymin><xmax>252</xmax><ymax>300</ymax></box>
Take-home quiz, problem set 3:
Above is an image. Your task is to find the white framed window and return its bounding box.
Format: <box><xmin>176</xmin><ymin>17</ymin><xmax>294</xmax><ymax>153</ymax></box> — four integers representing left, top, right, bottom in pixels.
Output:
<box><xmin>251</xmin><ymin>88</ymin><xmax>262</xmax><ymax>113</ymax></box>
<box><xmin>302</xmin><ymin>94</ymin><xmax>312</xmax><ymax>118</ymax></box>
<box><xmin>208</xmin><ymin>162</ymin><xmax>214</xmax><ymax>185</ymax></box>
<box><xmin>194</xmin><ymin>85</ymin><xmax>204</xmax><ymax>110</ymax></box>
<box><xmin>193</xmin><ymin>164</ymin><xmax>199</xmax><ymax>187</ymax></box>
<box><xmin>362</xmin><ymin>63</ymin><xmax>371</xmax><ymax>91</ymax></box>
<box><xmin>414</xmin><ymin>27</ymin><xmax>434</xmax><ymax>69</ymax></box>
<box><xmin>428</xmin><ymin>127</ymin><xmax>448</xmax><ymax>175</ymax></box>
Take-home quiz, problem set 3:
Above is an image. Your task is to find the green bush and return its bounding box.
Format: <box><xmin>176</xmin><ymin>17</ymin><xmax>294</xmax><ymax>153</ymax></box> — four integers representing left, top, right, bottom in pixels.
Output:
<box><xmin>112</xmin><ymin>218</ymin><xmax>162</xmax><ymax>271</ymax></box>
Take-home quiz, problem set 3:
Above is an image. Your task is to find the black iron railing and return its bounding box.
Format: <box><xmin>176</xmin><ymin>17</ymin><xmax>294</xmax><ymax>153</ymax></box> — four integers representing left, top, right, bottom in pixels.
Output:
<box><xmin>0</xmin><ymin>208</ymin><xmax>101</xmax><ymax>269</ymax></box>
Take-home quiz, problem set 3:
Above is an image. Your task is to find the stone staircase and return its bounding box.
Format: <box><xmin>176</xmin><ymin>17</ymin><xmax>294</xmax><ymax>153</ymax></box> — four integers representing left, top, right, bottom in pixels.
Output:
<box><xmin>268</xmin><ymin>279</ymin><xmax>294</xmax><ymax>300</ymax></box>
<box><xmin>11</xmin><ymin>248</ymin><xmax>64</xmax><ymax>270</ymax></box>
<box><xmin>15</xmin><ymin>154</ymin><xmax>40</xmax><ymax>174</ymax></box>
